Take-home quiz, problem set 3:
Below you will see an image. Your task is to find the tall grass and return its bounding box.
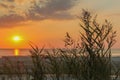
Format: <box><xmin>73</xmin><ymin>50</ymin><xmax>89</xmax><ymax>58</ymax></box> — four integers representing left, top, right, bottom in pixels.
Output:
<box><xmin>1</xmin><ymin>57</ymin><xmax>28</xmax><ymax>80</ymax></box>
<box><xmin>59</xmin><ymin>33</ymin><xmax>82</xmax><ymax>80</ymax></box>
<box><xmin>78</xmin><ymin>9</ymin><xmax>116</xmax><ymax>80</ymax></box>
<box><xmin>60</xmin><ymin>10</ymin><xmax>118</xmax><ymax>80</ymax></box>
<box><xmin>45</xmin><ymin>49</ymin><xmax>63</xmax><ymax>80</ymax></box>
<box><xmin>29</xmin><ymin>44</ymin><xmax>46</xmax><ymax>80</ymax></box>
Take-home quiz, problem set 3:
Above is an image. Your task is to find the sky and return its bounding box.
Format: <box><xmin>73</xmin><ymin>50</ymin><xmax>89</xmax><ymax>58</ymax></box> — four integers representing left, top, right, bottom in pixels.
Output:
<box><xmin>0</xmin><ymin>0</ymin><xmax>120</xmax><ymax>49</ymax></box>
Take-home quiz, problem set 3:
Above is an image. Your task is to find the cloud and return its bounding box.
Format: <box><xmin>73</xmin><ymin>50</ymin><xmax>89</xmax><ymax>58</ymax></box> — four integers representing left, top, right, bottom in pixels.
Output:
<box><xmin>6</xmin><ymin>0</ymin><xmax>14</xmax><ymax>2</ymax></box>
<box><xmin>0</xmin><ymin>3</ymin><xmax>8</xmax><ymax>8</ymax></box>
<box><xmin>1</xmin><ymin>0</ymin><xmax>15</xmax><ymax>2</ymax></box>
<box><xmin>0</xmin><ymin>0</ymin><xmax>78</xmax><ymax>28</ymax></box>
<box><xmin>0</xmin><ymin>3</ymin><xmax>15</xmax><ymax>9</ymax></box>
<box><xmin>27</xmin><ymin>0</ymin><xmax>77</xmax><ymax>20</ymax></box>
<box><xmin>0</xmin><ymin>0</ymin><xmax>15</xmax><ymax>9</ymax></box>
<box><xmin>42</xmin><ymin>0</ymin><xmax>76</xmax><ymax>12</ymax></box>
<box><xmin>0</xmin><ymin>14</ymin><xmax>26</xmax><ymax>27</ymax></box>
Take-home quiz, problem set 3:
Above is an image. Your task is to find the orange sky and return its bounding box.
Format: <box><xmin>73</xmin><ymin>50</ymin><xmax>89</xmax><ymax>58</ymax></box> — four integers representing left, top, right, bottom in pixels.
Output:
<box><xmin>0</xmin><ymin>0</ymin><xmax>120</xmax><ymax>49</ymax></box>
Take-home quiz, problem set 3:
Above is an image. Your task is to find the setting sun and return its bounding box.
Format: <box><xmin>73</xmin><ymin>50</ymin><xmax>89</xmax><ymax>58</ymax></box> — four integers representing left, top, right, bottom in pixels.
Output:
<box><xmin>12</xmin><ymin>36</ymin><xmax>22</xmax><ymax>42</ymax></box>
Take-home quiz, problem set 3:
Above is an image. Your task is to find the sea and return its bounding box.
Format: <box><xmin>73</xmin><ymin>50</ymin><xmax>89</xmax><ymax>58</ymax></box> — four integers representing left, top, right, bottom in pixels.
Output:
<box><xmin>0</xmin><ymin>49</ymin><xmax>120</xmax><ymax>57</ymax></box>
<box><xmin>0</xmin><ymin>49</ymin><xmax>30</xmax><ymax>57</ymax></box>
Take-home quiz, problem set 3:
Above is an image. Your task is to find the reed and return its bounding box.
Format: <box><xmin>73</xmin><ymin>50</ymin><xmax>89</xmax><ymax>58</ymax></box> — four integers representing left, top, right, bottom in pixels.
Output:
<box><xmin>29</xmin><ymin>44</ymin><xmax>46</xmax><ymax>80</ymax></box>
<box><xmin>45</xmin><ymin>49</ymin><xmax>63</xmax><ymax>80</ymax></box>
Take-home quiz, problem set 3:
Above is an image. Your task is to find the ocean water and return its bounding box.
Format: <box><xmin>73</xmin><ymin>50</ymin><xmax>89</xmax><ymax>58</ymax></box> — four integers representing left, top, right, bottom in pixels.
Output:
<box><xmin>0</xmin><ymin>49</ymin><xmax>30</xmax><ymax>57</ymax></box>
<box><xmin>0</xmin><ymin>49</ymin><xmax>120</xmax><ymax>57</ymax></box>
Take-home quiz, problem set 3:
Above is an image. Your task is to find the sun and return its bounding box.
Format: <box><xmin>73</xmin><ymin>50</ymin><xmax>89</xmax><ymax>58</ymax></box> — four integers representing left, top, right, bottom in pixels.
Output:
<box><xmin>12</xmin><ymin>36</ymin><xmax>22</xmax><ymax>42</ymax></box>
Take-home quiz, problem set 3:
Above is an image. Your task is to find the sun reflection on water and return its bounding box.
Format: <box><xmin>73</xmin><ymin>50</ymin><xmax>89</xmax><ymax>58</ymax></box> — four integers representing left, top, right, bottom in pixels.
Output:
<box><xmin>14</xmin><ymin>49</ymin><xmax>19</xmax><ymax>56</ymax></box>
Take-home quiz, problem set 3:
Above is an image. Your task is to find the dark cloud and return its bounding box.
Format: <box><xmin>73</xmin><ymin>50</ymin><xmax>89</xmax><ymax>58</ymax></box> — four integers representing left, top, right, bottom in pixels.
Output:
<box><xmin>45</xmin><ymin>0</ymin><xmax>76</xmax><ymax>11</ymax></box>
<box><xmin>0</xmin><ymin>0</ymin><xmax>78</xmax><ymax>27</ymax></box>
<box><xmin>27</xmin><ymin>0</ymin><xmax>77</xmax><ymax>20</ymax></box>
<box><xmin>0</xmin><ymin>14</ymin><xmax>26</xmax><ymax>27</ymax></box>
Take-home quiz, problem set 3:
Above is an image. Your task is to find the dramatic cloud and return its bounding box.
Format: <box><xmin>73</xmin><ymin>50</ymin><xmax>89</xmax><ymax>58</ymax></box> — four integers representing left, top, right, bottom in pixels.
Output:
<box><xmin>0</xmin><ymin>0</ymin><xmax>78</xmax><ymax>27</ymax></box>
<box><xmin>27</xmin><ymin>0</ymin><xmax>77</xmax><ymax>19</ymax></box>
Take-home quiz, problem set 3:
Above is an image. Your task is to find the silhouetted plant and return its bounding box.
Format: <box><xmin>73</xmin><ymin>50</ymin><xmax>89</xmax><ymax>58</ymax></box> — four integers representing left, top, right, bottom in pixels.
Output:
<box><xmin>2</xmin><ymin>57</ymin><xmax>27</xmax><ymax>80</ymax></box>
<box><xmin>111</xmin><ymin>61</ymin><xmax>120</xmax><ymax>80</ymax></box>
<box><xmin>46</xmin><ymin>49</ymin><xmax>63</xmax><ymax>80</ymax></box>
<box><xmin>62</xmin><ymin>9</ymin><xmax>118</xmax><ymax>80</ymax></box>
<box><xmin>2</xmin><ymin>58</ymin><xmax>14</xmax><ymax>80</ymax></box>
<box><xmin>79</xmin><ymin>9</ymin><xmax>117</xmax><ymax>80</ymax></box>
<box><xmin>29</xmin><ymin>44</ymin><xmax>46</xmax><ymax>80</ymax></box>
<box><xmin>59</xmin><ymin>33</ymin><xmax>82</xmax><ymax>80</ymax></box>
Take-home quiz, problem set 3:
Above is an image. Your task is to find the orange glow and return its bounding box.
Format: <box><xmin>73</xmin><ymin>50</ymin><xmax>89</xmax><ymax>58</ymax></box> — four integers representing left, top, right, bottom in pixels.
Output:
<box><xmin>14</xmin><ymin>49</ymin><xmax>19</xmax><ymax>56</ymax></box>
